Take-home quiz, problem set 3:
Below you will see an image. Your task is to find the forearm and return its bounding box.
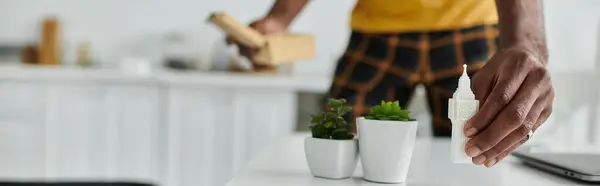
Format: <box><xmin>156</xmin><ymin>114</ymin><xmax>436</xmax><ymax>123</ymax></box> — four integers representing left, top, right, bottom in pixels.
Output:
<box><xmin>496</xmin><ymin>0</ymin><xmax>548</xmax><ymax>64</ymax></box>
<box><xmin>265</xmin><ymin>0</ymin><xmax>310</xmax><ymax>27</ymax></box>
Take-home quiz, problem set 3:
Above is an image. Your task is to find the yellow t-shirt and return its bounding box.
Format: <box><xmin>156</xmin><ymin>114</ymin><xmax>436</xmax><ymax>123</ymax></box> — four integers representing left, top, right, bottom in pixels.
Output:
<box><xmin>350</xmin><ymin>0</ymin><xmax>498</xmax><ymax>33</ymax></box>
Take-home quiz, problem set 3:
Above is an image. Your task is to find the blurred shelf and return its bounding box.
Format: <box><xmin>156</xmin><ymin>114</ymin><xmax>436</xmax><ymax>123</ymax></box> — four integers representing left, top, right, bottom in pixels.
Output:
<box><xmin>0</xmin><ymin>64</ymin><xmax>332</xmax><ymax>92</ymax></box>
<box><xmin>1</xmin><ymin>64</ymin><xmax>597</xmax><ymax>93</ymax></box>
<box><xmin>0</xmin><ymin>65</ymin><xmax>156</xmax><ymax>84</ymax></box>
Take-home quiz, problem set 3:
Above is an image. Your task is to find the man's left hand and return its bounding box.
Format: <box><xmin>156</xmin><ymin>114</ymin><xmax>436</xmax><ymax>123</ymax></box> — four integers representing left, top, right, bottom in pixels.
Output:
<box><xmin>464</xmin><ymin>46</ymin><xmax>554</xmax><ymax>167</ymax></box>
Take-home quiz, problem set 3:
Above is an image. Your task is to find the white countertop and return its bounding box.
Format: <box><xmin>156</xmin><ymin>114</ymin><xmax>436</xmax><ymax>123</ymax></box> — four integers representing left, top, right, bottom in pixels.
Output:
<box><xmin>0</xmin><ymin>65</ymin><xmax>331</xmax><ymax>92</ymax></box>
<box><xmin>226</xmin><ymin>133</ymin><xmax>588</xmax><ymax>186</ymax></box>
<box><xmin>0</xmin><ymin>65</ymin><xmax>596</xmax><ymax>94</ymax></box>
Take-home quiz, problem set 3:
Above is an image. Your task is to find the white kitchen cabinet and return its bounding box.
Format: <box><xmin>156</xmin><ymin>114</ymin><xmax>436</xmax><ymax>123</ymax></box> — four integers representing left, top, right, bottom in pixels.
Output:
<box><xmin>42</xmin><ymin>84</ymin><xmax>161</xmax><ymax>181</ymax></box>
<box><xmin>0</xmin><ymin>82</ymin><xmax>46</xmax><ymax>177</ymax></box>
<box><xmin>0</xmin><ymin>80</ymin><xmax>161</xmax><ymax>183</ymax></box>
<box><xmin>0</xmin><ymin>66</ymin><xmax>597</xmax><ymax>186</ymax></box>
<box><xmin>0</xmin><ymin>67</ymin><xmax>314</xmax><ymax>186</ymax></box>
<box><xmin>164</xmin><ymin>85</ymin><xmax>296</xmax><ymax>186</ymax></box>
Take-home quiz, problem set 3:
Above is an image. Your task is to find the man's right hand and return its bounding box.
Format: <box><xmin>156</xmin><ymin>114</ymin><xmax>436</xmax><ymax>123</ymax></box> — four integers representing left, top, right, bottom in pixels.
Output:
<box><xmin>225</xmin><ymin>17</ymin><xmax>288</xmax><ymax>69</ymax></box>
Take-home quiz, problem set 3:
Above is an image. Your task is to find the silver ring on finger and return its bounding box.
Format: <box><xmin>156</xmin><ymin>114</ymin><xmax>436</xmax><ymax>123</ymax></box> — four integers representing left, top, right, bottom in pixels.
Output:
<box><xmin>526</xmin><ymin>130</ymin><xmax>534</xmax><ymax>141</ymax></box>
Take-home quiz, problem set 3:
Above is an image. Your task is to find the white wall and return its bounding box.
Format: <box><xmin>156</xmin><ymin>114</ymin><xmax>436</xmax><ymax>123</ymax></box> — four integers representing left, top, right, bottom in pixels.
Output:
<box><xmin>544</xmin><ymin>0</ymin><xmax>600</xmax><ymax>71</ymax></box>
<box><xmin>0</xmin><ymin>0</ymin><xmax>355</xmax><ymax>76</ymax></box>
<box><xmin>1</xmin><ymin>1</ymin><xmax>599</xmax><ymax>75</ymax></box>
<box><xmin>526</xmin><ymin>0</ymin><xmax>600</xmax><ymax>146</ymax></box>
<box><xmin>1</xmin><ymin>0</ymin><xmax>599</xmax><ymax>145</ymax></box>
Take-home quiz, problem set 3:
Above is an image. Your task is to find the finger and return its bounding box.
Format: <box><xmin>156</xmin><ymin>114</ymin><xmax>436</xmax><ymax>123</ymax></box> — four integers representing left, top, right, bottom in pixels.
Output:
<box><xmin>535</xmin><ymin>107</ymin><xmax>551</xmax><ymax>130</ymax></box>
<box><xmin>472</xmin><ymin>91</ymin><xmax>548</xmax><ymax>165</ymax></box>
<box><xmin>482</xmin><ymin>87</ymin><xmax>553</xmax><ymax>167</ymax></box>
<box><xmin>465</xmin><ymin>68</ymin><xmax>549</xmax><ymax>157</ymax></box>
<box><xmin>533</xmin><ymin>89</ymin><xmax>554</xmax><ymax>130</ymax></box>
<box><xmin>472</xmin><ymin>125</ymin><xmax>529</xmax><ymax>166</ymax></box>
<box><xmin>226</xmin><ymin>36</ymin><xmax>235</xmax><ymax>45</ymax></box>
<box><xmin>489</xmin><ymin>92</ymin><xmax>552</xmax><ymax>167</ymax></box>
<box><xmin>473</xmin><ymin>98</ymin><xmax>546</xmax><ymax>167</ymax></box>
<box><xmin>239</xmin><ymin>46</ymin><xmax>256</xmax><ymax>59</ymax></box>
<box><xmin>473</xmin><ymin>87</ymin><xmax>552</xmax><ymax>165</ymax></box>
<box><xmin>464</xmin><ymin>53</ymin><xmax>533</xmax><ymax>137</ymax></box>
<box><xmin>471</xmin><ymin>72</ymin><xmax>496</xmax><ymax>107</ymax></box>
<box><xmin>470</xmin><ymin>56</ymin><xmax>502</xmax><ymax>104</ymax></box>
<box><xmin>483</xmin><ymin>136</ymin><xmax>528</xmax><ymax>167</ymax></box>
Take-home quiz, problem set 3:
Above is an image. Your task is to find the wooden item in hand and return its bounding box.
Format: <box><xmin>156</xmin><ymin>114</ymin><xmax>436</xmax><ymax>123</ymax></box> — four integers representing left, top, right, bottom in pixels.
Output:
<box><xmin>208</xmin><ymin>12</ymin><xmax>316</xmax><ymax>66</ymax></box>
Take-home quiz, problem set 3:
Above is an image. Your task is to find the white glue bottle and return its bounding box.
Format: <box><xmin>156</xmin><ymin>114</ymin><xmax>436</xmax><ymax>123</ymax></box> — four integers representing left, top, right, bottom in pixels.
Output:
<box><xmin>448</xmin><ymin>64</ymin><xmax>479</xmax><ymax>163</ymax></box>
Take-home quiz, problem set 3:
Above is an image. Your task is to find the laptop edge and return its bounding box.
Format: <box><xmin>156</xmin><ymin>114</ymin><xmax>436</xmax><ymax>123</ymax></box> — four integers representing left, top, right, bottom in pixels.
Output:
<box><xmin>511</xmin><ymin>151</ymin><xmax>600</xmax><ymax>182</ymax></box>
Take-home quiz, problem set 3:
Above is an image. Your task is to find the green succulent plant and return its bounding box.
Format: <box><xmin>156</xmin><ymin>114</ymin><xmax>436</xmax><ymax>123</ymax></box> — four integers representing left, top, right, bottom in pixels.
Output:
<box><xmin>365</xmin><ymin>100</ymin><xmax>416</xmax><ymax>121</ymax></box>
<box><xmin>309</xmin><ymin>98</ymin><xmax>354</xmax><ymax>140</ymax></box>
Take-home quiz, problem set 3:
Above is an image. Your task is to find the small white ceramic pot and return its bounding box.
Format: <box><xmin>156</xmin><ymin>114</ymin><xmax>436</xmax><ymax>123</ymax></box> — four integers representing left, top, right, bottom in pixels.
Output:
<box><xmin>304</xmin><ymin>137</ymin><xmax>359</xmax><ymax>179</ymax></box>
<box><xmin>357</xmin><ymin>117</ymin><xmax>418</xmax><ymax>183</ymax></box>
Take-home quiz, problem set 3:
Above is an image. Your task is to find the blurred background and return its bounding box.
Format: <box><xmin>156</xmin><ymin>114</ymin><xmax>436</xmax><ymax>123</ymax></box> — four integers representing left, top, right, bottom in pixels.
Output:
<box><xmin>0</xmin><ymin>0</ymin><xmax>598</xmax><ymax>186</ymax></box>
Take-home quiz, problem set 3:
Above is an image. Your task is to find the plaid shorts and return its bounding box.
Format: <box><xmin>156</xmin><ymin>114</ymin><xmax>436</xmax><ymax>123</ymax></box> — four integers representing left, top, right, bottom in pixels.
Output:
<box><xmin>327</xmin><ymin>24</ymin><xmax>499</xmax><ymax>137</ymax></box>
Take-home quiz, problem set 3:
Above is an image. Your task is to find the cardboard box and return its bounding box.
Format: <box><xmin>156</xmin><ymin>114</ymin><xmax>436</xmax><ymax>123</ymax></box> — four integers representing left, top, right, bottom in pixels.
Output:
<box><xmin>208</xmin><ymin>12</ymin><xmax>316</xmax><ymax>66</ymax></box>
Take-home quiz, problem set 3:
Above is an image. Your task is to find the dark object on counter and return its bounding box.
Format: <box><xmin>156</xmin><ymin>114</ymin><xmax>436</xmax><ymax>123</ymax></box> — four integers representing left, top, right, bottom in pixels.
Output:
<box><xmin>165</xmin><ymin>58</ymin><xmax>195</xmax><ymax>70</ymax></box>
<box><xmin>0</xmin><ymin>44</ymin><xmax>24</xmax><ymax>64</ymax></box>
<box><xmin>162</xmin><ymin>32</ymin><xmax>194</xmax><ymax>70</ymax></box>
<box><xmin>0</xmin><ymin>182</ymin><xmax>155</xmax><ymax>186</ymax></box>
<box><xmin>20</xmin><ymin>45</ymin><xmax>39</xmax><ymax>64</ymax></box>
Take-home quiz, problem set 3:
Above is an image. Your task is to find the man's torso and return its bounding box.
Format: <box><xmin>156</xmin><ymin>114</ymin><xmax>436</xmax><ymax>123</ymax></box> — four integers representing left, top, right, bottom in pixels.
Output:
<box><xmin>351</xmin><ymin>0</ymin><xmax>498</xmax><ymax>33</ymax></box>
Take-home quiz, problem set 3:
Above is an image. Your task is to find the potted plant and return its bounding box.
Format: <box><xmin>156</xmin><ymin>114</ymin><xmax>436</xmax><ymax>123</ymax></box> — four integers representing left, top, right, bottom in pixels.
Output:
<box><xmin>304</xmin><ymin>98</ymin><xmax>358</xmax><ymax>179</ymax></box>
<box><xmin>357</xmin><ymin>100</ymin><xmax>418</xmax><ymax>183</ymax></box>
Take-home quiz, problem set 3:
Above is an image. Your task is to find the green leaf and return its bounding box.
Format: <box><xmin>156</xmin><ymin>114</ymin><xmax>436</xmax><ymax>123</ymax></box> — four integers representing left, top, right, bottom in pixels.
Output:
<box><xmin>391</xmin><ymin>106</ymin><xmax>401</xmax><ymax>115</ymax></box>
<box><xmin>311</xmin><ymin>125</ymin><xmax>328</xmax><ymax>138</ymax></box>
<box><xmin>334</xmin><ymin>116</ymin><xmax>345</xmax><ymax>123</ymax></box>
<box><xmin>332</xmin><ymin>129</ymin><xmax>350</xmax><ymax>139</ymax></box>
<box><xmin>310</xmin><ymin>113</ymin><xmax>325</xmax><ymax>124</ymax></box>
<box><xmin>339</xmin><ymin>98</ymin><xmax>347</xmax><ymax>104</ymax></box>
<box><xmin>361</xmin><ymin>99</ymin><xmax>416</xmax><ymax>122</ymax></box>
<box><xmin>381</xmin><ymin>103</ymin><xmax>392</xmax><ymax>114</ymax></box>
<box><xmin>324</xmin><ymin>121</ymin><xmax>334</xmax><ymax>128</ymax></box>
<box><xmin>398</xmin><ymin>110</ymin><xmax>410</xmax><ymax>118</ymax></box>
<box><xmin>367</xmin><ymin>107</ymin><xmax>376</xmax><ymax>114</ymax></box>
<box><xmin>324</xmin><ymin>112</ymin><xmax>336</xmax><ymax>121</ymax></box>
<box><xmin>338</xmin><ymin>106</ymin><xmax>352</xmax><ymax>115</ymax></box>
<box><xmin>371</xmin><ymin>105</ymin><xmax>381</xmax><ymax>114</ymax></box>
<box><xmin>346</xmin><ymin>134</ymin><xmax>355</xmax><ymax>139</ymax></box>
<box><xmin>389</xmin><ymin>115</ymin><xmax>400</xmax><ymax>120</ymax></box>
<box><xmin>331</xmin><ymin>128</ymin><xmax>354</xmax><ymax>140</ymax></box>
<box><xmin>309</xmin><ymin>98</ymin><xmax>363</xmax><ymax>137</ymax></box>
<box><xmin>338</xmin><ymin>120</ymin><xmax>348</xmax><ymax>128</ymax></box>
<box><xmin>327</xmin><ymin>98</ymin><xmax>343</xmax><ymax>108</ymax></box>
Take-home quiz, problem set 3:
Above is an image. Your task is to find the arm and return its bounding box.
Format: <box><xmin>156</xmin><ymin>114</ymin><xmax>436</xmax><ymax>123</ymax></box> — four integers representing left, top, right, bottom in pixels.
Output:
<box><xmin>496</xmin><ymin>0</ymin><xmax>548</xmax><ymax>64</ymax></box>
<box><xmin>265</xmin><ymin>0</ymin><xmax>310</xmax><ymax>27</ymax></box>
<box><xmin>225</xmin><ymin>0</ymin><xmax>310</xmax><ymax>70</ymax></box>
<box><xmin>463</xmin><ymin>0</ymin><xmax>554</xmax><ymax>167</ymax></box>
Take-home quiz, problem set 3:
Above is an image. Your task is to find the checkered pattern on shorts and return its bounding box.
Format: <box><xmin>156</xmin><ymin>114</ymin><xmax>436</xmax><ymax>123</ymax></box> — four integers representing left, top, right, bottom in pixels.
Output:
<box><xmin>327</xmin><ymin>24</ymin><xmax>499</xmax><ymax>137</ymax></box>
